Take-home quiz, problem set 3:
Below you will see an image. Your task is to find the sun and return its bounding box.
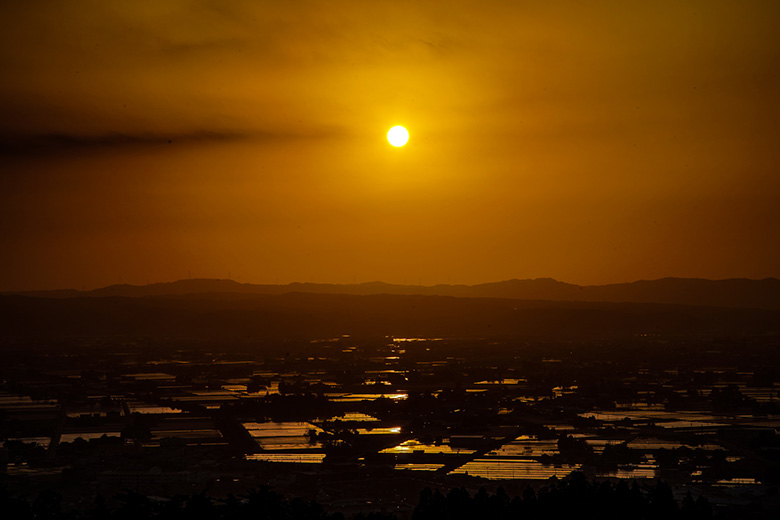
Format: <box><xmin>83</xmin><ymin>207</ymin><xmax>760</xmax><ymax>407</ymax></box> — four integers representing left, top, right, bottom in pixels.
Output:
<box><xmin>387</xmin><ymin>126</ymin><xmax>409</xmax><ymax>147</ymax></box>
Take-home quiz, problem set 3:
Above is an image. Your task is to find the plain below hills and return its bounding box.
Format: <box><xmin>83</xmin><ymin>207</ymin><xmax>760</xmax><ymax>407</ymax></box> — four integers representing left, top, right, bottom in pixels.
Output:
<box><xmin>0</xmin><ymin>291</ymin><xmax>778</xmax><ymax>341</ymax></box>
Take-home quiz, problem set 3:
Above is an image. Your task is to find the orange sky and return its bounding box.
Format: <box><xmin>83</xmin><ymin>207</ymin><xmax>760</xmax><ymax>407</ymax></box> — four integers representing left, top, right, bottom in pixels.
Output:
<box><xmin>1</xmin><ymin>1</ymin><xmax>779</xmax><ymax>290</ymax></box>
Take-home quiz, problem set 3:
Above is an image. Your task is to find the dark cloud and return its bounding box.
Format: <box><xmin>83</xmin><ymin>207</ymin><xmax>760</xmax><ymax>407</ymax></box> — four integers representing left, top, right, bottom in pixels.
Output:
<box><xmin>0</xmin><ymin>131</ymin><xmax>246</xmax><ymax>156</ymax></box>
<box><xmin>0</xmin><ymin>126</ymin><xmax>346</xmax><ymax>157</ymax></box>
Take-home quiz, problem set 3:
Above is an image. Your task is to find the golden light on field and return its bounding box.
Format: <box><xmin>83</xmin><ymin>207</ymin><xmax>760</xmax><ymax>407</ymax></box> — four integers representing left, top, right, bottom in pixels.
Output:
<box><xmin>387</xmin><ymin>126</ymin><xmax>409</xmax><ymax>147</ymax></box>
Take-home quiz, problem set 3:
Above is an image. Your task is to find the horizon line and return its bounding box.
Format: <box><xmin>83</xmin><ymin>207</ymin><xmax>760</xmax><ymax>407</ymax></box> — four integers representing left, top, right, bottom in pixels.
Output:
<box><xmin>5</xmin><ymin>275</ymin><xmax>780</xmax><ymax>295</ymax></box>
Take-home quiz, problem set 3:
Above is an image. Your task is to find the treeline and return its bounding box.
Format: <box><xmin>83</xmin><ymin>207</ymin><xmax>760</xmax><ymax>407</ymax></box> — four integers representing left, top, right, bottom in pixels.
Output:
<box><xmin>0</xmin><ymin>486</ymin><xmax>355</xmax><ymax>520</ymax></box>
<box><xmin>412</xmin><ymin>473</ymin><xmax>713</xmax><ymax>520</ymax></box>
<box><xmin>0</xmin><ymin>474</ymin><xmax>721</xmax><ymax>520</ymax></box>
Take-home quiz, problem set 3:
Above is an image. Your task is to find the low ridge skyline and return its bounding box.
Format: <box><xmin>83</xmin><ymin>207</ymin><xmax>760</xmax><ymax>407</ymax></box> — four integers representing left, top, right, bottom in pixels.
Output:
<box><xmin>7</xmin><ymin>273</ymin><xmax>780</xmax><ymax>294</ymax></box>
<box><xmin>10</xmin><ymin>275</ymin><xmax>780</xmax><ymax>311</ymax></box>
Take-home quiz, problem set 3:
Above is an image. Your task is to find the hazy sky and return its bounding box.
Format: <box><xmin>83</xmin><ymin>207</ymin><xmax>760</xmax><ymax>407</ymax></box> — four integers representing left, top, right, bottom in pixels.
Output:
<box><xmin>2</xmin><ymin>1</ymin><xmax>779</xmax><ymax>290</ymax></box>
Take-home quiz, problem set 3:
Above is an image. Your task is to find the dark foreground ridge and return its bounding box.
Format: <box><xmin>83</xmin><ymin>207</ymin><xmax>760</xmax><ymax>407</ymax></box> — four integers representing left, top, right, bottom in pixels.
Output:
<box><xmin>10</xmin><ymin>276</ymin><xmax>780</xmax><ymax>310</ymax></box>
<box><xmin>0</xmin><ymin>473</ymin><xmax>716</xmax><ymax>520</ymax></box>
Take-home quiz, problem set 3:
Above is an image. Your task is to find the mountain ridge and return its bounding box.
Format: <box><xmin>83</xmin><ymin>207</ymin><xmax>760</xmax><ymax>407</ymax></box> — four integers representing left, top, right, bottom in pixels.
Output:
<box><xmin>6</xmin><ymin>276</ymin><xmax>780</xmax><ymax>310</ymax></box>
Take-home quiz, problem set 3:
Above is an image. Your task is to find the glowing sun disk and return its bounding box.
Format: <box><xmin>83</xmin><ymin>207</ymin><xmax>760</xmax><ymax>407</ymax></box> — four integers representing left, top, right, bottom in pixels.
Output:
<box><xmin>387</xmin><ymin>126</ymin><xmax>409</xmax><ymax>147</ymax></box>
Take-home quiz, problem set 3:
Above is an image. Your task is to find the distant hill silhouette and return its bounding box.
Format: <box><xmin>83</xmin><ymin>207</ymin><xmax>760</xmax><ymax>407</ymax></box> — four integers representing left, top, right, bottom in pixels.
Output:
<box><xmin>10</xmin><ymin>276</ymin><xmax>780</xmax><ymax>310</ymax></box>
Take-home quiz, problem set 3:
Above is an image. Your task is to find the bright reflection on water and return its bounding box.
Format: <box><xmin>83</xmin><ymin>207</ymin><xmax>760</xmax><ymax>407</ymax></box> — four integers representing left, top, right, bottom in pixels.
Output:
<box><xmin>243</xmin><ymin>421</ymin><xmax>323</xmax><ymax>449</ymax></box>
<box><xmin>246</xmin><ymin>453</ymin><xmax>325</xmax><ymax>464</ymax></box>
<box><xmin>492</xmin><ymin>435</ymin><xmax>557</xmax><ymax>457</ymax></box>
<box><xmin>7</xmin><ymin>437</ymin><xmax>51</xmax><ymax>445</ymax></box>
<box><xmin>0</xmin><ymin>393</ymin><xmax>58</xmax><ymax>412</ymax></box>
<box><xmin>356</xmin><ymin>427</ymin><xmax>401</xmax><ymax>435</ymax></box>
<box><xmin>627</xmin><ymin>437</ymin><xmax>684</xmax><ymax>450</ymax></box>
<box><xmin>451</xmin><ymin>459</ymin><xmax>578</xmax><ymax>480</ymax></box>
<box><xmin>581</xmin><ymin>410</ymin><xmax>732</xmax><ymax>429</ymax></box>
<box><xmin>714</xmin><ymin>477</ymin><xmax>759</xmax><ymax>485</ymax></box>
<box><xmin>329</xmin><ymin>393</ymin><xmax>408</xmax><ymax>402</ymax></box>
<box><xmin>395</xmin><ymin>463</ymin><xmax>445</xmax><ymax>472</ymax></box>
<box><xmin>381</xmin><ymin>440</ymin><xmax>474</xmax><ymax>455</ymax></box>
<box><xmin>243</xmin><ymin>422</ymin><xmax>321</xmax><ymax>437</ymax></box>
<box><xmin>595</xmin><ymin>464</ymin><xmax>657</xmax><ymax>479</ymax></box>
<box><xmin>326</xmin><ymin>412</ymin><xmax>379</xmax><ymax>422</ymax></box>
